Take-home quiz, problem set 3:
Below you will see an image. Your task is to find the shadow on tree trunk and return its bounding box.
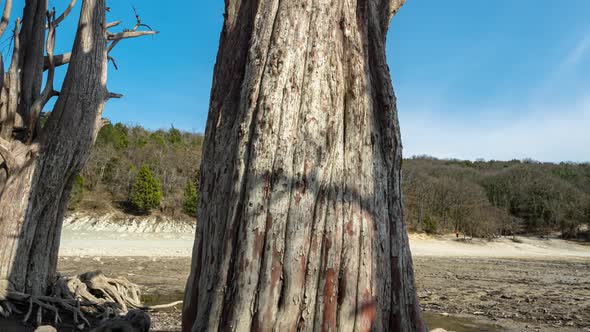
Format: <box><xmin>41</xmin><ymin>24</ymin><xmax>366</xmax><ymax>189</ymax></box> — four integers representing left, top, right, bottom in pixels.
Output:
<box><xmin>181</xmin><ymin>0</ymin><xmax>425</xmax><ymax>331</ymax></box>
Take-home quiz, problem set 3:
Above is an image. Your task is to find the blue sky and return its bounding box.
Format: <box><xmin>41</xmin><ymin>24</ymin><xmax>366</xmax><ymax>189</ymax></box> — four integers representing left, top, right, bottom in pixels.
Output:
<box><xmin>390</xmin><ymin>1</ymin><xmax>590</xmax><ymax>162</ymax></box>
<box><xmin>4</xmin><ymin>1</ymin><xmax>590</xmax><ymax>162</ymax></box>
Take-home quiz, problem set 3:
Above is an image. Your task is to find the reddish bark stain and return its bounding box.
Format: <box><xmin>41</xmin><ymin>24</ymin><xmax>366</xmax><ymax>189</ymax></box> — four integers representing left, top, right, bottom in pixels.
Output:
<box><xmin>345</xmin><ymin>221</ymin><xmax>354</xmax><ymax>235</ymax></box>
<box><xmin>255</xmin><ymin>246</ymin><xmax>284</xmax><ymax>332</ymax></box>
<box><xmin>310</xmin><ymin>236</ymin><xmax>319</xmax><ymax>253</ymax></box>
<box><xmin>253</xmin><ymin>229</ymin><xmax>265</xmax><ymax>265</ymax></box>
<box><xmin>265</xmin><ymin>213</ymin><xmax>273</xmax><ymax>228</ymax></box>
<box><xmin>294</xmin><ymin>192</ymin><xmax>302</xmax><ymax>204</ymax></box>
<box><xmin>322</xmin><ymin>268</ymin><xmax>337</xmax><ymax>331</ymax></box>
<box><xmin>359</xmin><ymin>290</ymin><xmax>377</xmax><ymax>332</ymax></box>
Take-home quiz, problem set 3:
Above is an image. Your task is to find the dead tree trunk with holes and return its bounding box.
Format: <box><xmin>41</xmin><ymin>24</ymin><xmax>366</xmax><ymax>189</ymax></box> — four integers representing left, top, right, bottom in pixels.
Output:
<box><xmin>183</xmin><ymin>0</ymin><xmax>425</xmax><ymax>331</ymax></box>
<box><xmin>0</xmin><ymin>0</ymin><xmax>156</xmax><ymax>297</ymax></box>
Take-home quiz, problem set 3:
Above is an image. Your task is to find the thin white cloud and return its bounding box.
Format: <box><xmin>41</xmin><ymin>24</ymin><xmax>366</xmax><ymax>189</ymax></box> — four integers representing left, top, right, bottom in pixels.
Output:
<box><xmin>532</xmin><ymin>31</ymin><xmax>590</xmax><ymax>102</ymax></box>
<box><xmin>398</xmin><ymin>29</ymin><xmax>590</xmax><ymax>163</ymax></box>
<box><xmin>400</xmin><ymin>97</ymin><xmax>590</xmax><ymax>163</ymax></box>
<box><xmin>561</xmin><ymin>33</ymin><xmax>590</xmax><ymax>69</ymax></box>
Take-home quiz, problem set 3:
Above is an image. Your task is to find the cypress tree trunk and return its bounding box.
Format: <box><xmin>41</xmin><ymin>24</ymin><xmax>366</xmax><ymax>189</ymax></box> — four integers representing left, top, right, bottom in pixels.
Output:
<box><xmin>183</xmin><ymin>0</ymin><xmax>425</xmax><ymax>331</ymax></box>
<box><xmin>0</xmin><ymin>0</ymin><xmax>156</xmax><ymax>296</ymax></box>
<box><xmin>0</xmin><ymin>0</ymin><xmax>108</xmax><ymax>297</ymax></box>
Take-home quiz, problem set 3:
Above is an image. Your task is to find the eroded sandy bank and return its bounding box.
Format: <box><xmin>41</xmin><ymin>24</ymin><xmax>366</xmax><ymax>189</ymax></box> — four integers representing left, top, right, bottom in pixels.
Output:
<box><xmin>59</xmin><ymin>228</ymin><xmax>590</xmax><ymax>259</ymax></box>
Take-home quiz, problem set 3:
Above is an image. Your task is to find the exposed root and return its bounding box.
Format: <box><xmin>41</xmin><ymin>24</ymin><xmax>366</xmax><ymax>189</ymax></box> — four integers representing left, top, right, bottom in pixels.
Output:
<box><xmin>54</xmin><ymin>271</ymin><xmax>143</xmax><ymax>312</ymax></box>
<box><xmin>0</xmin><ymin>298</ymin><xmax>19</xmax><ymax>317</ymax></box>
<box><xmin>0</xmin><ymin>278</ymin><xmax>7</xmax><ymax>300</ymax></box>
<box><xmin>140</xmin><ymin>300</ymin><xmax>183</xmax><ymax>311</ymax></box>
<box><xmin>0</xmin><ymin>271</ymin><xmax>181</xmax><ymax>330</ymax></box>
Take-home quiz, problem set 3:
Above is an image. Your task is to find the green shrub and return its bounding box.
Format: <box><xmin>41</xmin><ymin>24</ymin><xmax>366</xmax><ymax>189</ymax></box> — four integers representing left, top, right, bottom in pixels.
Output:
<box><xmin>149</xmin><ymin>131</ymin><xmax>167</xmax><ymax>146</ymax></box>
<box><xmin>182</xmin><ymin>181</ymin><xmax>198</xmax><ymax>216</ymax></box>
<box><xmin>167</xmin><ymin>126</ymin><xmax>182</xmax><ymax>145</ymax></box>
<box><xmin>97</xmin><ymin>122</ymin><xmax>128</xmax><ymax>150</ymax></box>
<box><xmin>423</xmin><ymin>215</ymin><xmax>438</xmax><ymax>234</ymax></box>
<box><xmin>68</xmin><ymin>175</ymin><xmax>85</xmax><ymax>209</ymax></box>
<box><xmin>129</xmin><ymin>165</ymin><xmax>161</xmax><ymax>213</ymax></box>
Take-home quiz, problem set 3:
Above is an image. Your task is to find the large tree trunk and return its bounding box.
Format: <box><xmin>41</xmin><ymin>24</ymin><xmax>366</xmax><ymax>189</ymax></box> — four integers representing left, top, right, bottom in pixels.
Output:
<box><xmin>0</xmin><ymin>0</ymin><xmax>108</xmax><ymax>296</ymax></box>
<box><xmin>0</xmin><ymin>0</ymin><xmax>154</xmax><ymax>297</ymax></box>
<box><xmin>183</xmin><ymin>0</ymin><xmax>424</xmax><ymax>331</ymax></box>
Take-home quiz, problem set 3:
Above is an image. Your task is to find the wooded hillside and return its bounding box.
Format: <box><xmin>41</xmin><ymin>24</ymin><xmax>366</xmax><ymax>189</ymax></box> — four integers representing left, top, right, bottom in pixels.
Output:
<box><xmin>72</xmin><ymin>122</ymin><xmax>590</xmax><ymax>238</ymax></box>
<box><xmin>71</xmin><ymin>122</ymin><xmax>203</xmax><ymax>219</ymax></box>
<box><xmin>403</xmin><ymin>156</ymin><xmax>590</xmax><ymax>238</ymax></box>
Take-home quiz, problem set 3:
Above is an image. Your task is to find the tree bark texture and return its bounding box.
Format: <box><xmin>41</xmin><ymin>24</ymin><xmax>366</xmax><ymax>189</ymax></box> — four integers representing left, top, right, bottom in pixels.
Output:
<box><xmin>17</xmin><ymin>0</ymin><xmax>48</xmax><ymax>124</ymax></box>
<box><xmin>183</xmin><ymin>0</ymin><xmax>424</xmax><ymax>331</ymax></box>
<box><xmin>0</xmin><ymin>0</ymin><xmax>109</xmax><ymax>296</ymax></box>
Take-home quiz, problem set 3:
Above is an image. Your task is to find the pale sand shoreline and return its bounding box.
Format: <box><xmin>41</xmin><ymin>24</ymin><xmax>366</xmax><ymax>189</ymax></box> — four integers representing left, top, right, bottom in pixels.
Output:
<box><xmin>59</xmin><ymin>230</ymin><xmax>590</xmax><ymax>259</ymax></box>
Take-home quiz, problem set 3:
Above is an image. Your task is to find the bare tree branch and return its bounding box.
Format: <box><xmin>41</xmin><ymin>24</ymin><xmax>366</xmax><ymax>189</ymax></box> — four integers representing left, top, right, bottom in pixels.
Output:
<box><xmin>107</xmin><ymin>92</ymin><xmax>123</xmax><ymax>99</ymax></box>
<box><xmin>383</xmin><ymin>0</ymin><xmax>406</xmax><ymax>31</ymax></box>
<box><xmin>29</xmin><ymin>9</ymin><xmax>58</xmax><ymax>141</ymax></box>
<box><xmin>107</xmin><ymin>7</ymin><xmax>157</xmax><ymax>54</ymax></box>
<box><xmin>38</xmin><ymin>0</ymin><xmax>77</xmax><ymax>71</ymax></box>
<box><xmin>100</xmin><ymin>118</ymin><xmax>110</xmax><ymax>128</ymax></box>
<box><xmin>0</xmin><ymin>0</ymin><xmax>12</xmax><ymax>39</ymax></box>
<box><xmin>1</xmin><ymin>18</ymin><xmax>20</xmax><ymax>140</ymax></box>
<box><xmin>44</xmin><ymin>52</ymin><xmax>71</xmax><ymax>70</ymax></box>
<box><xmin>108</xmin><ymin>56</ymin><xmax>118</xmax><ymax>70</ymax></box>
<box><xmin>106</xmin><ymin>20</ymin><xmax>122</xmax><ymax>29</ymax></box>
<box><xmin>107</xmin><ymin>30</ymin><xmax>157</xmax><ymax>41</ymax></box>
<box><xmin>54</xmin><ymin>0</ymin><xmax>77</xmax><ymax>26</ymax></box>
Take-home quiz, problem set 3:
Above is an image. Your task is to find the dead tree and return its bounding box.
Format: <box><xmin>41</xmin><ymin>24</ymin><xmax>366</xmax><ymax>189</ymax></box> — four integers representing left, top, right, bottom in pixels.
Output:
<box><xmin>182</xmin><ymin>0</ymin><xmax>425</xmax><ymax>331</ymax></box>
<box><xmin>0</xmin><ymin>0</ymin><xmax>156</xmax><ymax>296</ymax></box>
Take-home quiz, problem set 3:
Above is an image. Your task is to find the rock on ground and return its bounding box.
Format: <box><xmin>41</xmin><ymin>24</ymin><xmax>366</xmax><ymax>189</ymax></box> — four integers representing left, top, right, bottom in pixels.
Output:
<box><xmin>34</xmin><ymin>326</ymin><xmax>57</xmax><ymax>332</ymax></box>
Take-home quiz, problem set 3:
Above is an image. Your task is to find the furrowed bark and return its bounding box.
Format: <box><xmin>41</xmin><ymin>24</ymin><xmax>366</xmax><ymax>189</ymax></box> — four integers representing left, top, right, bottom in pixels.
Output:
<box><xmin>0</xmin><ymin>18</ymin><xmax>20</xmax><ymax>140</ymax></box>
<box><xmin>0</xmin><ymin>0</ymin><xmax>155</xmax><ymax>297</ymax></box>
<box><xmin>0</xmin><ymin>0</ymin><xmax>108</xmax><ymax>296</ymax></box>
<box><xmin>28</xmin><ymin>9</ymin><xmax>58</xmax><ymax>141</ymax></box>
<box><xmin>17</xmin><ymin>0</ymin><xmax>48</xmax><ymax>127</ymax></box>
<box><xmin>183</xmin><ymin>0</ymin><xmax>425</xmax><ymax>331</ymax></box>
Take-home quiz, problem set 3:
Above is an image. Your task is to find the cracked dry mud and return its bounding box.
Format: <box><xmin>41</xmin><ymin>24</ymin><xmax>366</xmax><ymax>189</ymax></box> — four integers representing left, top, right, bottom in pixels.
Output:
<box><xmin>414</xmin><ymin>257</ymin><xmax>590</xmax><ymax>332</ymax></box>
<box><xmin>52</xmin><ymin>255</ymin><xmax>590</xmax><ymax>332</ymax></box>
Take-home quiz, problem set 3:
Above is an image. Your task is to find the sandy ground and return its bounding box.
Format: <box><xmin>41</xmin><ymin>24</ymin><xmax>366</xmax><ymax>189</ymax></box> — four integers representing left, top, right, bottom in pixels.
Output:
<box><xmin>60</xmin><ymin>230</ymin><xmax>590</xmax><ymax>259</ymax></box>
<box><xmin>59</xmin><ymin>230</ymin><xmax>196</xmax><ymax>256</ymax></box>
<box><xmin>53</xmin><ymin>231</ymin><xmax>590</xmax><ymax>332</ymax></box>
<box><xmin>409</xmin><ymin>233</ymin><xmax>590</xmax><ymax>259</ymax></box>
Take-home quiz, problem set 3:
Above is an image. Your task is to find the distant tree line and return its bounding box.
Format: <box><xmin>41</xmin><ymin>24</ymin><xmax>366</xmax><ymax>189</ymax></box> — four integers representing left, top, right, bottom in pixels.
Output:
<box><xmin>403</xmin><ymin>156</ymin><xmax>590</xmax><ymax>238</ymax></box>
<box><xmin>69</xmin><ymin>123</ymin><xmax>590</xmax><ymax>238</ymax></box>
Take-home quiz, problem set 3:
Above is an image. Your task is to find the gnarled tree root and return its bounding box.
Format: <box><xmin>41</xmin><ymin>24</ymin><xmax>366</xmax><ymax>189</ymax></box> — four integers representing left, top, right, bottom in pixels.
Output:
<box><xmin>0</xmin><ymin>271</ymin><xmax>181</xmax><ymax>330</ymax></box>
